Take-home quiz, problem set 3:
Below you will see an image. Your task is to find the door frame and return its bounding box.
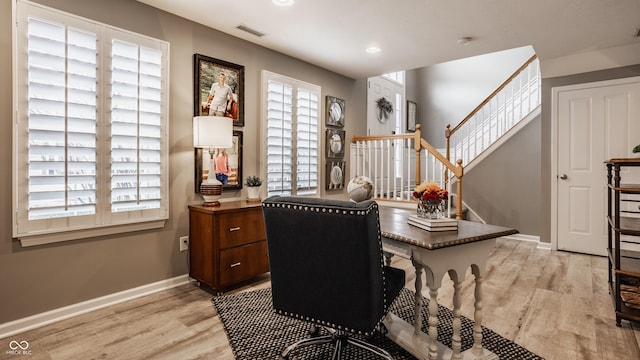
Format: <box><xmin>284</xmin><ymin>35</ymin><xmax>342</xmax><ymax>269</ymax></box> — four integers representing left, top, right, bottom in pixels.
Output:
<box><xmin>550</xmin><ymin>76</ymin><xmax>640</xmax><ymax>251</ymax></box>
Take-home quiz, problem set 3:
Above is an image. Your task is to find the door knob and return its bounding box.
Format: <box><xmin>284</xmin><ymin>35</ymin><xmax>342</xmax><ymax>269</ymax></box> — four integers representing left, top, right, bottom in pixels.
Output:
<box><xmin>559</xmin><ymin>174</ymin><xmax>568</xmax><ymax>180</ymax></box>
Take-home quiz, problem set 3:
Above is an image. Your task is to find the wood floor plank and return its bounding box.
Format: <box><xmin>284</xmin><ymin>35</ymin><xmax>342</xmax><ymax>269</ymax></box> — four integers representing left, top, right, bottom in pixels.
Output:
<box><xmin>1</xmin><ymin>238</ymin><xmax>639</xmax><ymax>360</ymax></box>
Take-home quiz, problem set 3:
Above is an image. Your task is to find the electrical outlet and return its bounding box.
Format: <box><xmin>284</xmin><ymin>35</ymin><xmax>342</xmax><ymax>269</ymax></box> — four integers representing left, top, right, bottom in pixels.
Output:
<box><xmin>179</xmin><ymin>235</ymin><xmax>189</xmax><ymax>252</ymax></box>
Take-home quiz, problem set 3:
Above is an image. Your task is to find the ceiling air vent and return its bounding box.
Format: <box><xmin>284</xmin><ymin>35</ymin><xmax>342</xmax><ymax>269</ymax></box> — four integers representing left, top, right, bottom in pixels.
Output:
<box><xmin>236</xmin><ymin>25</ymin><xmax>265</xmax><ymax>38</ymax></box>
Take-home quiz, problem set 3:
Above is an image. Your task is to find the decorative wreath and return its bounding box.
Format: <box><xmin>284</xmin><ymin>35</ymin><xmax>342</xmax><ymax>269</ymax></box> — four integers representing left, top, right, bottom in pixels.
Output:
<box><xmin>376</xmin><ymin>97</ymin><xmax>394</xmax><ymax>120</ymax></box>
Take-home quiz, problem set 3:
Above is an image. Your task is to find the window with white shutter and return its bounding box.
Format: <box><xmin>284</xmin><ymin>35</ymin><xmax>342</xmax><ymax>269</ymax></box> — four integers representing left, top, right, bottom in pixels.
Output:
<box><xmin>13</xmin><ymin>1</ymin><xmax>169</xmax><ymax>245</ymax></box>
<box><xmin>263</xmin><ymin>71</ymin><xmax>320</xmax><ymax>197</ymax></box>
<box><xmin>110</xmin><ymin>39</ymin><xmax>163</xmax><ymax>213</ymax></box>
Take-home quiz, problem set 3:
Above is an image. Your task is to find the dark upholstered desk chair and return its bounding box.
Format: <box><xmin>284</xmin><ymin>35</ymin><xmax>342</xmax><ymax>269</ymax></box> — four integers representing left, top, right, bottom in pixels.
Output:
<box><xmin>262</xmin><ymin>196</ymin><xmax>405</xmax><ymax>360</ymax></box>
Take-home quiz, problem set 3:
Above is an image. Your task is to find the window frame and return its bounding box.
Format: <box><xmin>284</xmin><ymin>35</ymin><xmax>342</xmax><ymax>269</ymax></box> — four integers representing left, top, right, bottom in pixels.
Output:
<box><xmin>12</xmin><ymin>0</ymin><xmax>170</xmax><ymax>246</ymax></box>
<box><xmin>262</xmin><ymin>70</ymin><xmax>321</xmax><ymax>197</ymax></box>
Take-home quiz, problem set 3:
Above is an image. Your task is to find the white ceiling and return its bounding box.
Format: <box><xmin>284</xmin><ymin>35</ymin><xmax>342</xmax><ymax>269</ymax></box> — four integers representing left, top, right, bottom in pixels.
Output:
<box><xmin>137</xmin><ymin>0</ymin><xmax>640</xmax><ymax>79</ymax></box>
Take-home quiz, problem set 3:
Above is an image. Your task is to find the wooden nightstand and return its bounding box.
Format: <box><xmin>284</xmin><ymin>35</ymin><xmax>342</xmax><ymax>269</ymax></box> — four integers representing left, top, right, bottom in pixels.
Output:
<box><xmin>188</xmin><ymin>201</ymin><xmax>269</xmax><ymax>293</ymax></box>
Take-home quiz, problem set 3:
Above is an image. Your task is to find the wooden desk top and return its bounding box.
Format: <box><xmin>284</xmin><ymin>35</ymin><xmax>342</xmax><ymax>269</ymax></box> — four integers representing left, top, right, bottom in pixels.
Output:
<box><xmin>378</xmin><ymin>207</ymin><xmax>518</xmax><ymax>250</ymax></box>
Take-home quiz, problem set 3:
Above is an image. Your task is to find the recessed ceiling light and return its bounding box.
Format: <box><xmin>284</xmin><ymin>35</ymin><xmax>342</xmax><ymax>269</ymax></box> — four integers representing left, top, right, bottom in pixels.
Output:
<box><xmin>366</xmin><ymin>46</ymin><xmax>381</xmax><ymax>54</ymax></box>
<box><xmin>272</xmin><ymin>0</ymin><xmax>294</xmax><ymax>6</ymax></box>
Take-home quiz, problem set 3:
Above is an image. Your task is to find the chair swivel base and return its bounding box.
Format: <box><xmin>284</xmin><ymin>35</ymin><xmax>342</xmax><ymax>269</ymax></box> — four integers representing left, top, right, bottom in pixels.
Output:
<box><xmin>281</xmin><ymin>328</ymin><xmax>394</xmax><ymax>360</ymax></box>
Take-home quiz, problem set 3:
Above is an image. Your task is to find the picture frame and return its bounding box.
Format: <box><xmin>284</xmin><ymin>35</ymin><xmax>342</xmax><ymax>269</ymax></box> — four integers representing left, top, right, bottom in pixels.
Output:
<box><xmin>326</xmin><ymin>160</ymin><xmax>346</xmax><ymax>190</ymax></box>
<box><xmin>326</xmin><ymin>96</ymin><xmax>345</xmax><ymax>128</ymax></box>
<box><xmin>194</xmin><ymin>54</ymin><xmax>244</xmax><ymax>127</ymax></box>
<box><xmin>194</xmin><ymin>130</ymin><xmax>243</xmax><ymax>192</ymax></box>
<box><xmin>326</xmin><ymin>128</ymin><xmax>345</xmax><ymax>159</ymax></box>
<box><xmin>406</xmin><ymin>100</ymin><xmax>417</xmax><ymax>132</ymax></box>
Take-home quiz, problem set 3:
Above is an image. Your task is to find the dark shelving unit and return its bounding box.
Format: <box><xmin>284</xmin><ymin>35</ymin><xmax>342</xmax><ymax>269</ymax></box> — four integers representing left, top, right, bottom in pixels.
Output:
<box><xmin>606</xmin><ymin>158</ymin><xmax>640</xmax><ymax>326</ymax></box>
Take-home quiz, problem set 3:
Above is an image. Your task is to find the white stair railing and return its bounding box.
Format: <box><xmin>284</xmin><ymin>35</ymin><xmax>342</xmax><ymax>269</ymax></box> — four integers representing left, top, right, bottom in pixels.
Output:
<box><xmin>348</xmin><ymin>56</ymin><xmax>540</xmax><ymax>219</ymax></box>
<box><xmin>445</xmin><ymin>55</ymin><xmax>541</xmax><ymax>167</ymax></box>
<box><xmin>350</xmin><ymin>126</ymin><xmax>465</xmax><ymax>219</ymax></box>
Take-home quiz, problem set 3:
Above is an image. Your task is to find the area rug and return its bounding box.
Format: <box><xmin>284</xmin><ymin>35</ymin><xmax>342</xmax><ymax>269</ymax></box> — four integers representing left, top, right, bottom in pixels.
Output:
<box><xmin>212</xmin><ymin>288</ymin><xmax>544</xmax><ymax>360</ymax></box>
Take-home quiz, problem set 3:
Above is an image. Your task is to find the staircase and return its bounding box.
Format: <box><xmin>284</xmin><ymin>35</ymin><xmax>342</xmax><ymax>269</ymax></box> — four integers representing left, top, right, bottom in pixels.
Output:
<box><xmin>349</xmin><ymin>55</ymin><xmax>541</xmax><ymax>220</ymax></box>
<box><xmin>445</xmin><ymin>55</ymin><xmax>541</xmax><ymax>170</ymax></box>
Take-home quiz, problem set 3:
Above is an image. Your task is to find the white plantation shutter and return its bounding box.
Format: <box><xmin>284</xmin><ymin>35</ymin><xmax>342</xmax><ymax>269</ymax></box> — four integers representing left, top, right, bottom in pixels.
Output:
<box><xmin>26</xmin><ymin>17</ymin><xmax>98</xmax><ymax>221</ymax></box>
<box><xmin>110</xmin><ymin>40</ymin><xmax>163</xmax><ymax>213</ymax></box>
<box><xmin>263</xmin><ymin>71</ymin><xmax>320</xmax><ymax>197</ymax></box>
<box><xmin>295</xmin><ymin>89</ymin><xmax>319</xmax><ymax>194</ymax></box>
<box><xmin>266</xmin><ymin>79</ymin><xmax>293</xmax><ymax>195</ymax></box>
<box><xmin>14</xmin><ymin>1</ymin><xmax>169</xmax><ymax>244</ymax></box>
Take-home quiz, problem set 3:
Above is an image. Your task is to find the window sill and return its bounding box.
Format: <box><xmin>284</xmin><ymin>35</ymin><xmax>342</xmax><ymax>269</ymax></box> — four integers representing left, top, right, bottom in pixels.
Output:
<box><xmin>16</xmin><ymin>219</ymin><xmax>168</xmax><ymax>247</ymax></box>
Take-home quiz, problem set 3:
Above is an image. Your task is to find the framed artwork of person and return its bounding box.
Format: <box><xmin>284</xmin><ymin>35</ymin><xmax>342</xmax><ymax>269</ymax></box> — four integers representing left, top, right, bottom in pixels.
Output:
<box><xmin>194</xmin><ymin>131</ymin><xmax>243</xmax><ymax>192</ymax></box>
<box><xmin>193</xmin><ymin>53</ymin><xmax>244</xmax><ymax>127</ymax></box>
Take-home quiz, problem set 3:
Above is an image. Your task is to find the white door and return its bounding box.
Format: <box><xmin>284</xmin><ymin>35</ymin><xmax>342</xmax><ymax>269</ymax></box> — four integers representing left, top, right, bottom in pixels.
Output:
<box><xmin>554</xmin><ymin>77</ymin><xmax>640</xmax><ymax>255</ymax></box>
<box><xmin>367</xmin><ymin>76</ymin><xmax>401</xmax><ymax>136</ymax></box>
<box><xmin>367</xmin><ymin>76</ymin><xmax>403</xmax><ymax>193</ymax></box>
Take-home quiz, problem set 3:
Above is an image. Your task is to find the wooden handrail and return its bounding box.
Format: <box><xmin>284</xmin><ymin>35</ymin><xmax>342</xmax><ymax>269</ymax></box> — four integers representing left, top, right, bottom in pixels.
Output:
<box><xmin>444</xmin><ymin>54</ymin><xmax>538</xmax><ymax>184</ymax></box>
<box><xmin>350</xmin><ymin>125</ymin><xmax>465</xmax><ymax>219</ymax></box>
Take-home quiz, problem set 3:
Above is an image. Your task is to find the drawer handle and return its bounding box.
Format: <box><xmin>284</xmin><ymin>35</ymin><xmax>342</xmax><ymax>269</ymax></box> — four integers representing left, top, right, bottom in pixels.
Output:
<box><xmin>229</xmin><ymin>227</ymin><xmax>240</xmax><ymax>232</ymax></box>
<box><xmin>230</xmin><ymin>262</ymin><xmax>242</xmax><ymax>268</ymax></box>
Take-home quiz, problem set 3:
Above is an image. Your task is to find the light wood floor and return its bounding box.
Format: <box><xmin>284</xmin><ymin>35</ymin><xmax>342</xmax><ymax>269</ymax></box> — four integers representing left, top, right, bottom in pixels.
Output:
<box><xmin>2</xmin><ymin>238</ymin><xmax>639</xmax><ymax>360</ymax></box>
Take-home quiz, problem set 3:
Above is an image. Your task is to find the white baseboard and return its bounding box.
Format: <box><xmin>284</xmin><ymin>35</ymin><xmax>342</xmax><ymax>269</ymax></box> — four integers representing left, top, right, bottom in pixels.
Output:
<box><xmin>503</xmin><ymin>233</ymin><xmax>539</xmax><ymax>243</ymax></box>
<box><xmin>0</xmin><ymin>274</ymin><xmax>190</xmax><ymax>340</ymax></box>
<box><xmin>501</xmin><ymin>233</ymin><xmax>550</xmax><ymax>250</ymax></box>
<box><xmin>536</xmin><ymin>242</ymin><xmax>552</xmax><ymax>250</ymax></box>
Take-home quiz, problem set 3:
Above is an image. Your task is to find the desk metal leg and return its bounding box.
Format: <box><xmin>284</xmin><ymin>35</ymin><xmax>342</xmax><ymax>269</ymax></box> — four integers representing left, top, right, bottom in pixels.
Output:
<box><xmin>412</xmin><ymin>260</ymin><xmax>424</xmax><ymax>335</ymax></box>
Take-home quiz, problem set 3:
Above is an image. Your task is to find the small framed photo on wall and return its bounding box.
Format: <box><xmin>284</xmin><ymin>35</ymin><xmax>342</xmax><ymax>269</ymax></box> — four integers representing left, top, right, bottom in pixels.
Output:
<box><xmin>406</xmin><ymin>100</ymin><xmax>417</xmax><ymax>132</ymax></box>
<box><xmin>326</xmin><ymin>160</ymin><xmax>346</xmax><ymax>190</ymax></box>
<box><xmin>326</xmin><ymin>128</ymin><xmax>345</xmax><ymax>159</ymax></box>
<box><xmin>326</xmin><ymin>96</ymin><xmax>345</xmax><ymax>128</ymax></box>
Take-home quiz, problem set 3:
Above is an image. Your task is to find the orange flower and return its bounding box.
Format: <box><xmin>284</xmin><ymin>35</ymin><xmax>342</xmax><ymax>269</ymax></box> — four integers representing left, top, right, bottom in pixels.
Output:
<box><xmin>413</xmin><ymin>181</ymin><xmax>448</xmax><ymax>205</ymax></box>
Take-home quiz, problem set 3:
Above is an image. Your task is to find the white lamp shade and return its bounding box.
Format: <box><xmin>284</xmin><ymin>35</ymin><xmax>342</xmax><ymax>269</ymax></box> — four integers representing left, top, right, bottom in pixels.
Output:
<box><xmin>193</xmin><ymin>116</ymin><xmax>233</xmax><ymax>148</ymax></box>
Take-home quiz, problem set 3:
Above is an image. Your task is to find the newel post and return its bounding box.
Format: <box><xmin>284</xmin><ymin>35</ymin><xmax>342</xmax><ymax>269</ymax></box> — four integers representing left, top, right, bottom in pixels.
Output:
<box><xmin>455</xmin><ymin>159</ymin><xmax>464</xmax><ymax>220</ymax></box>
<box><xmin>445</xmin><ymin>124</ymin><xmax>451</xmax><ymax>184</ymax></box>
<box><xmin>414</xmin><ymin>124</ymin><xmax>422</xmax><ymax>187</ymax></box>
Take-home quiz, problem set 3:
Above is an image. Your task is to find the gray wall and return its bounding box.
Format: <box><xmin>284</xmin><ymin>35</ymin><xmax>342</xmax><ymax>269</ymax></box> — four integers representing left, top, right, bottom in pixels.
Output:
<box><xmin>4</xmin><ymin>0</ymin><xmax>640</xmax><ymax>327</ymax></box>
<box><xmin>412</xmin><ymin>46</ymin><xmax>535</xmax><ymax>148</ymax></box>
<box><xmin>406</xmin><ymin>47</ymin><xmax>640</xmax><ymax>242</ymax></box>
<box><xmin>462</xmin><ymin>117</ymin><xmax>541</xmax><ymax>235</ymax></box>
<box><xmin>539</xmin><ymin>64</ymin><xmax>640</xmax><ymax>244</ymax></box>
<box><xmin>415</xmin><ymin>62</ymin><xmax>640</xmax><ymax>242</ymax></box>
<box><xmin>405</xmin><ymin>46</ymin><xmax>539</xmax><ymax>236</ymax></box>
<box><xmin>0</xmin><ymin>0</ymin><xmax>364</xmax><ymax>324</ymax></box>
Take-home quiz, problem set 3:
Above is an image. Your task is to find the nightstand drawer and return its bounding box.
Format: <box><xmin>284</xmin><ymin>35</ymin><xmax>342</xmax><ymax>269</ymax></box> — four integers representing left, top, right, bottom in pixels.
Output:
<box><xmin>189</xmin><ymin>201</ymin><xmax>269</xmax><ymax>292</ymax></box>
<box><xmin>217</xmin><ymin>208</ymin><xmax>266</xmax><ymax>249</ymax></box>
<box><xmin>219</xmin><ymin>241</ymin><xmax>269</xmax><ymax>286</ymax></box>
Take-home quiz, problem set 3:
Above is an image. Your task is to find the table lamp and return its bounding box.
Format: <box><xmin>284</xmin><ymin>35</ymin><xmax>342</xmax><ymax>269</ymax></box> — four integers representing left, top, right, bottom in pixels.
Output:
<box><xmin>193</xmin><ymin>115</ymin><xmax>233</xmax><ymax>206</ymax></box>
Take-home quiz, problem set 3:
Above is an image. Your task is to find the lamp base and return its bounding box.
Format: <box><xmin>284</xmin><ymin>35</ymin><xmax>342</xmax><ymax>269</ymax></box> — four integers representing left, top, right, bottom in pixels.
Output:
<box><xmin>201</xmin><ymin>181</ymin><xmax>223</xmax><ymax>207</ymax></box>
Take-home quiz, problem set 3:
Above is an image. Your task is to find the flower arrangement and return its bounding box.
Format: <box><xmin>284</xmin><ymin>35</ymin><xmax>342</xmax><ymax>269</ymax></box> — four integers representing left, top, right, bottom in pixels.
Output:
<box><xmin>245</xmin><ymin>175</ymin><xmax>263</xmax><ymax>187</ymax></box>
<box><xmin>413</xmin><ymin>181</ymin><xmax>448</xmax><ymax>219</ymax></box>
<box><xmin>413</xmin><ymin>181</ymin><xmax>448</xmax><ymax>204</ymax></box>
